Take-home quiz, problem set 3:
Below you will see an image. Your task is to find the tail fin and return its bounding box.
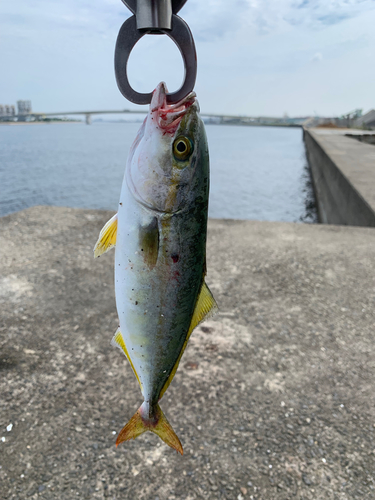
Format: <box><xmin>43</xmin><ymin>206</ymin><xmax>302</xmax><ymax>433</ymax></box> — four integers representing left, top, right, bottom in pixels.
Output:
<box><xmin>116</xmin><ymin>402</ymin><xmax>183</xmax><ymax>455</ymax></box>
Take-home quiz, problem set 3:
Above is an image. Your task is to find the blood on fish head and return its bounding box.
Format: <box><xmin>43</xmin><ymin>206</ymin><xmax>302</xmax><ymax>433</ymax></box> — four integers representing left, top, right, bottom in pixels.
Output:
<box><xmin>149</xmin><ymin>82</ymin><xmax>197</xmax><ymax>134</ymax></box>
<box><xmin>126</xmin><ymin>82</ymin><xmax>205</xmax><ymax>214</ymax></box>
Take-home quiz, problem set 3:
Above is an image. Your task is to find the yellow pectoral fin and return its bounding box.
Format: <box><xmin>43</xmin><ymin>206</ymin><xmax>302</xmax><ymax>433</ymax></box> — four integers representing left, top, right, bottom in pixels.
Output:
<box><xmin>93</xmin><ymin>213</ymin><xmax>118</xmax><ymax>258</ymax></box>
<box><xmin>111</xmin><ymin>328</ymin><xmax>142</xmax><ymax>390</ymax></box>
<box><xmin>159</xmin><ymin>281</ymin><xmax>218</xmax><ymax>399</ymax></box>
<box><xmin>138</xmin><ymin>217</ymin><xmax>159</xmax><ymax>270</ymax></box>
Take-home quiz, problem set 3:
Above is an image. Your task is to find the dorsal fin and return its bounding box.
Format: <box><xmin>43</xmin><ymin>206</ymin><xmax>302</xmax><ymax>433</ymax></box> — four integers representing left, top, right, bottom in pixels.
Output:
<box><xmin>93</xmin><ymin>213</ymin><xmax>117</xmax><ymax>258</ymax></box>
<box><xmin>159</xmin><ymin>281</ymin><xmax>218</xmax><ymax>399</ymax></box>
<box><xmin>111</xmin><ymin>328</ymin><xmax>143</xmax><ymax>390</ymax></box>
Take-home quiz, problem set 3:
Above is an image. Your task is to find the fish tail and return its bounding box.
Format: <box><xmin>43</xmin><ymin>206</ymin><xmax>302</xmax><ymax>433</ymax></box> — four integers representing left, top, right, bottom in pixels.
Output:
<box><xmin>116</xmin><ymin>401</ymin><xmax>183</xmax><ymax>455</ymax></box>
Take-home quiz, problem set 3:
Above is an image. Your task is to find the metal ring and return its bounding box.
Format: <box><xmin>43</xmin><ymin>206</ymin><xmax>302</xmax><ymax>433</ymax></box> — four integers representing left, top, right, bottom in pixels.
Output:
<box><xmin>114</xmin><ymin>14</ymin><xmax>197</xmax><ymax>105</ymax></box>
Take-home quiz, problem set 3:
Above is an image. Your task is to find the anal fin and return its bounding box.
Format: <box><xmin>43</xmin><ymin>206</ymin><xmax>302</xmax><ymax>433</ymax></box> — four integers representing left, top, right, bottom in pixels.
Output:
<box><xmin>189</xmin><ymin>281</ymin><xmax>219</xmax><ymax>333</ymax></box>
<box><xmin>160</xmin><ymin>281</ymin><xmax>218</xmax><ymax>399</ymax></box>
<box><xmin>111</xmin><ymin>328</ymin><xmax>142</xmax><ymax>390</ymax></box>
<box><xmin>94</xmin><ymin>213</ymin><xmax>118</xmax><ymax>258</ymax></box>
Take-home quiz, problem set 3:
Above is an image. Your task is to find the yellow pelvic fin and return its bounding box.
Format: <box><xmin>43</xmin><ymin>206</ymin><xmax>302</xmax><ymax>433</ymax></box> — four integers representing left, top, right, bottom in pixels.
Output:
<box><xmin>93</xmin><ymin>213</ymin><xmax>118</xmax><ymax>258</ymax></box>
<box><xmin>111</xmin><ymin>328</ymin><xmax>142</xmax><ymax>390</ymax></box>
<box><xmin>160</xmin><ymin>281</ymin><xmax>218</xmax><ymax>399</ymax></box>
<box><xmin>138</xmin><ymin>217</ymin><xmax>159</xmax><ymax>270</ymax></box>
<box><xmin>116</xmin><ymin>402</ymin><xmax>183</xmax><ymax>455</ymax></box>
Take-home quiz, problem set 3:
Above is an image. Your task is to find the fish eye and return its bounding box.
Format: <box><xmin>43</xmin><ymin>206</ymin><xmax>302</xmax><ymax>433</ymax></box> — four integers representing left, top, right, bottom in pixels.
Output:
<box><xmin>173</xmin><ymin>136</ymin><xmax>193</xmax><ymax>161</ymax></box>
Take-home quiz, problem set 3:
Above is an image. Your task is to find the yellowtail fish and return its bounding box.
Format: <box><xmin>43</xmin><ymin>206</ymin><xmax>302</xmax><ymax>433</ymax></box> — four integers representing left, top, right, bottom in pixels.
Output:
<box><xmin>94</xmin><ymin>82</ymin><xmax>218</xmax><ymax>454</ymax></box>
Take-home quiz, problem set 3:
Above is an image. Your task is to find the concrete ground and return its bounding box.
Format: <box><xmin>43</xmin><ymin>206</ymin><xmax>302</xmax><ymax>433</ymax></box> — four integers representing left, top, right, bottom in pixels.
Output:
<box><xmin>1</xmin><ymin>206</ymin><xmax>375</xmax><ymax>500</ymax></box>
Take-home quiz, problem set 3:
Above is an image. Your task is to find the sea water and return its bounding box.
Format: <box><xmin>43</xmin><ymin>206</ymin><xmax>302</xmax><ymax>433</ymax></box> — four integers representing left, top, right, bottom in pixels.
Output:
<box><xmin>0</xmin><ymin>121</ymin><xmax>317</xmax><ymax>222</ymax></box>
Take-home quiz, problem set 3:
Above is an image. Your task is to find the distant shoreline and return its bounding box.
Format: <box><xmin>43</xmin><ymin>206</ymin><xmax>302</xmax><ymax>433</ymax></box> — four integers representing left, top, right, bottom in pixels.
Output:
<box><xmin>0</xmin><ymin>120</ymin><xmax>303</xmax><ymax>128</ymax></box>
<box><xmin>0</xmin><ymin>121</ymin><xmax>81</xmax><ymax>126</ymax></box>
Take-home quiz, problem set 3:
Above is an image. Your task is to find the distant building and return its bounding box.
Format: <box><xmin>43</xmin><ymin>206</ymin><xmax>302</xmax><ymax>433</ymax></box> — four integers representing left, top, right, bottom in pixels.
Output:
<box><xmin>6</xmin><ymin>105</ymin><xmax>15</xmax><ymax>116</ymax></box>
<box><xmin>17</xmin><ymin>100</ymin><xmax>32</xmax><ymax>116</ymax></box>
<box><xmin>0</xmin><ymin>104</ymin><xmax>15</xmax><ymax>119</ymax></box>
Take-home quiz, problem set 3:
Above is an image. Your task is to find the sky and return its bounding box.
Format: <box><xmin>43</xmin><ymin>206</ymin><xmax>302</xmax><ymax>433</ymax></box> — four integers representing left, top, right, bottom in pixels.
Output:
<box><xmin>1</xmin><ymin>0</ymin><xmax>375</xmax><ymax>117</ymax></box>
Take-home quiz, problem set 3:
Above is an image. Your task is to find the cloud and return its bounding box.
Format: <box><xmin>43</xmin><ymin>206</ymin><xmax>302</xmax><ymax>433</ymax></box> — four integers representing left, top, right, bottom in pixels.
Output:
<box><xmin>0</xmin><ymin>0</ymin><xmax>129</xmax><ymax>38</ymax></box>
<box><xmin>2</xmin><ymin>0</ymin><xmax>374</xmax><ymax>44</ymax></box>
<box><xmin>311</xmin><ymin>52</ymin><xmax>323</xmax><ymax>62</ymax></box>
<box><xmin>182</xmin><ymin>0</ymin><xmax>250</xmax><ymax>41</ymax></box>
<box><xmin>182</xmin><ymin>0</ymin><xmax>375</xmax><ymax>40</ymax></box>
<box><xmin>1</xmin><ymin>0</ymin><xmax>375</xmax><ymax>115</ymax></box>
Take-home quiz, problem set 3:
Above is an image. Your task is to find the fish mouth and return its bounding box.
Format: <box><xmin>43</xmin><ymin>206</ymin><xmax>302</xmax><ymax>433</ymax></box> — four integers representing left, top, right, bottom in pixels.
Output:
<box><xmin>151</xmin><ymin>82</ymin><xmax>197</xmax><ymax>133</ymax></box>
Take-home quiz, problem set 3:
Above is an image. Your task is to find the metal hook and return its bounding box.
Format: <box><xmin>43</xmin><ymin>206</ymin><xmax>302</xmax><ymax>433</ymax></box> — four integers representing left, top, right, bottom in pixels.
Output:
<box><xmin>120</xmin><ymin>0</ymin><xmax>188</xmax><ymax>30</ymax></box>
<box><xmin>115</xmin><ymin>1</ymin><xmax>197</xmax><ymax>105</ymax></box>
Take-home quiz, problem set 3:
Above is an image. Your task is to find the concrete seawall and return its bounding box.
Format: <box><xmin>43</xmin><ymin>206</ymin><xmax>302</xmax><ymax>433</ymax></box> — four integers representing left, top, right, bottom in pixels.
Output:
<box><xmin>304</xmin><ymin>128</ymin><xmax>375</xmax><ymax>226</ymax></box>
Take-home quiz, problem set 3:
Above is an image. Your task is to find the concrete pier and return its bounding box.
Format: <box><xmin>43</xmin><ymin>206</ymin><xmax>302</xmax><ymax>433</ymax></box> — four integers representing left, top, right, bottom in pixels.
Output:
<box><xmin>1</xmin><ymin>206</ymin><xmax>375</xmax><ymax>499</ymax></box>
<box><xmin>304</xmin><ymin>128</ymin><xmax>375</xmax><ymax>226</ymax></box>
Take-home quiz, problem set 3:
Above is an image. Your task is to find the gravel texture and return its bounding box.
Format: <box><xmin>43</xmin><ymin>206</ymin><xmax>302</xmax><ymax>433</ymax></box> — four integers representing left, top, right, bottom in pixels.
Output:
<box><xmin>0</xmin><ymin>206</ymin><xmax>375</xmax><ymax>500</ymax></box>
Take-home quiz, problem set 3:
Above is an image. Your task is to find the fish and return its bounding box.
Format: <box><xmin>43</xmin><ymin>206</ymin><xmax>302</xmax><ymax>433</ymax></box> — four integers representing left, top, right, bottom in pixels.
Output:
<box><xmin>94</xmin><ymin>82</ymin><xmax>218</xmax><ymax>454</ymax></box>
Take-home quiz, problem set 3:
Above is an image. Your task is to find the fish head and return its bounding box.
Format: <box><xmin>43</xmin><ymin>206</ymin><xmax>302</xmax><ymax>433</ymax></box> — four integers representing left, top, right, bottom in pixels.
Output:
<box><xmin>126</xmin><ymin>82</ymin><xmax>207</xmax><ymax>214</ymax></box>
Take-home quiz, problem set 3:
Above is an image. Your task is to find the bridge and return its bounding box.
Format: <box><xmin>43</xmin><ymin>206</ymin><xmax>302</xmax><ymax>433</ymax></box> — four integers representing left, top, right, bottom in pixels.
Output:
<box><xmin>2</xmin><ymin>109</ymin><xmax>304</xmax><ymax>127</ymax></box>
<box><xmin>11</xmin><ymin>109</ymin><xmax>147</xmax><ymax>125</ymax></box>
